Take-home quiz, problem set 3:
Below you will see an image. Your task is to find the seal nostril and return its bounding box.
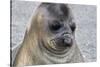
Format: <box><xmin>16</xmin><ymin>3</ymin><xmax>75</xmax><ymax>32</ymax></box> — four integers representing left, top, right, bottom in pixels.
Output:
<box><xmin>63</xmin><ymin>33</ymin><xmax>71</xmax><ymax>37</ymax></box>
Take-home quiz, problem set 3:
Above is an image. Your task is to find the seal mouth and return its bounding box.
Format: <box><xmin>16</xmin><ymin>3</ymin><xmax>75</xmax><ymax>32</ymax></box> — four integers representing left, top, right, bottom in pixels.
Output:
<box><xmin>50</xmin><ymin>33</ymin><xmax>73</xmax><ymax>51</ymax></box>
<box><xmin>39</xmin><ymin>33</ymin><xmax>73</xmax><ymax>55</ymax></box>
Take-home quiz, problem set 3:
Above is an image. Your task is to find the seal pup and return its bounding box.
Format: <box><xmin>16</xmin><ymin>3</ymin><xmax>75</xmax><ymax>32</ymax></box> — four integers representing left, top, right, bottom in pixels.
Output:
<box><xmin>13</xmin><ymin>3</ymin><xmax>84</xmax><ymax>67</ymax></box>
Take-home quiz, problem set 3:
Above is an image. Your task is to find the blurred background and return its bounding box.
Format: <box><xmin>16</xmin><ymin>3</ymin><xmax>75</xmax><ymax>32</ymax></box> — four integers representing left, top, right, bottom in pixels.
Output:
<box><xmin>11</xmin><ymin>0</ymin><xmax>97</xmax><ymax>64</ymax></box>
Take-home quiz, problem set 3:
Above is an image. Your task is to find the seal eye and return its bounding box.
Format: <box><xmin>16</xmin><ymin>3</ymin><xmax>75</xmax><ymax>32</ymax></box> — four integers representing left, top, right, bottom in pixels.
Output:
<box><xmin>70</xmin><ymin>23</ymin><xmax>76</xmax><ymax>32</ymax></box>
<box><xmin>49</xmin><ymin>20</ymin><xmax>62</xmax><ymax>31</ymax></box>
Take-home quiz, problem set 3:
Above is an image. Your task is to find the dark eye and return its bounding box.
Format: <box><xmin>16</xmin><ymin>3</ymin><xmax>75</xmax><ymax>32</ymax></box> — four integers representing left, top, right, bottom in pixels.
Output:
<box><xmin>70</xmin><ymin>23</ymin><xmax>76</xmax><ymax>32</ymax></box>
<box><xmin>49</xmin><ymin>21</ymin><xmax>62</xmax><ymax>31</ymax></box>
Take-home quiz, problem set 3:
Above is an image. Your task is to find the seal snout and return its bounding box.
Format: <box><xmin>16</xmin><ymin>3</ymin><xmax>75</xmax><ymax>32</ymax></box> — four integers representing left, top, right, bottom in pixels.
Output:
<box><xmin>62</xmin><ymin>33</ymin><xmax>73</xmax><ymax>47</ymax></box>
<box><xmin>51</xmin><ymin>33</ymin><xmax>73</xmax><ymax>49</ymax></box>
